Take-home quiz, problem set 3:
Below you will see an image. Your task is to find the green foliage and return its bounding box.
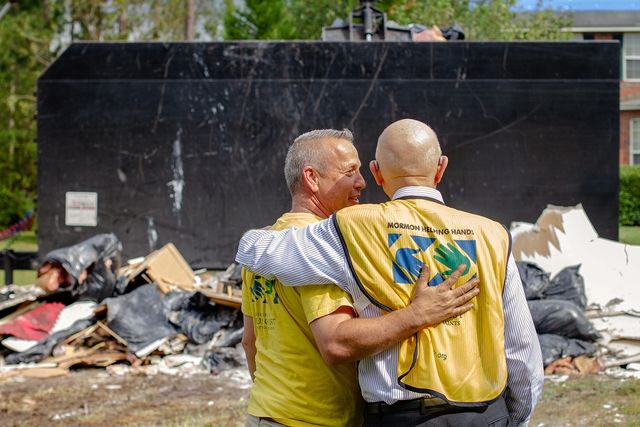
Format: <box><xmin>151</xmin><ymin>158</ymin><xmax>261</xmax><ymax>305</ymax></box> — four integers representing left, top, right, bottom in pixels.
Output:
<box><xmin>620</xmin><ymin>226</ymin><xmax>640</xmax><ymax>245</ymax></box>
<box><xmin>620</xmin><ymin>165</ymin><xmax>640</xmax><ymax>226</ymax></box>
<box><xmin>223</xmin><ymin>0</ymin><xmax>571</xmax><ymax>41</ymax></box>
<box><xmin>0</xmin><ymin>0</ymin><xmax>223</xmax><ymax>228</ymax></box>
<box><xmin>224</xmin><ymin>0</ymin><xmax>358</xmax><ymax>40</ymax></box>
<box><xmin>0</xmin><ymin>2</ymin><xmax>60</xmax><ymax>228</ymax></box>
<box><xmin>63</xmin><ymin>0</ymin><xmax>221</xmax><ymax>42</ymax></box>
<box><xmin>379</xmin><ymin>0</ymin><xmax>572</xmax><ymax>40</ymax></box>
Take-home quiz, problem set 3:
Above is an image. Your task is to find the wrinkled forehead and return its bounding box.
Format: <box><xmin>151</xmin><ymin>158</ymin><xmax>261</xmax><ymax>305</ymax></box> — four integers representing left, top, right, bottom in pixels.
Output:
<box><xmin>322</xmin><ymin>138</ymin><xmax>361</xmax><ymax>168</ymax></box>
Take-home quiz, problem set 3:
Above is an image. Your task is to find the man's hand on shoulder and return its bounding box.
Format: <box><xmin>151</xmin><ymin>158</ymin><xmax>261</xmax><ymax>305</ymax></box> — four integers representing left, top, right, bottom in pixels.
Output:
<box><xmin>407</xmin><ymin>264</ymin><xmax>479</xmax><ymax>329</ymax></box>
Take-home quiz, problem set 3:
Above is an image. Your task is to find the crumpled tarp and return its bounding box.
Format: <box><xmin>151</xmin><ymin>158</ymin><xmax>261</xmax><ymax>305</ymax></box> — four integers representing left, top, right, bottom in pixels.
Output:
<box><xmin>528</xmin><ymin>299</ymin><xmax>600</xmax><ymax>341</ymax></box>
<box><xmin>165</xmin><ymin>291</ymin><xmax>238</xmax><ymax>345</ymax></box>
<box><xmin>4</xmin><ymin>316</ymin><xmax>97</xmax><ymax>364</ymax></box>
<box><xmin>2</xmin><ymin>301</ymin><xmax>98</xmax><ymax>360</ymax></box>
<box><xmin>42</xmin><ymin>233</ymin><xmax>122</xmax><ymax>303</ymax></box>
<box><xmin>104</xmin><ymin>284</ymin><xmax>243</xmax><ymax>354</ymax></box>
<box><xmin>544</xmin><ymin>265</ymin><xmax>588</xmax><ymax>310</ymax></box>
<box><xmin>104</xmin><ymin>284</ymin><xmax>177</xmax><ymax>354</ymax></box>
<box><xmin>538</xmin><ymin>334</ymin><xmax>597</xmax><ymax>367</ymax></box>
<box><xmin>0</xmin><ymin>302</ymin><xmax>65</xmax><ymax>341</ymax></box>
<box><xmin>516</xmin><ymin>261</ymin><xmax>550</xmax><ymax>300</ymax></box>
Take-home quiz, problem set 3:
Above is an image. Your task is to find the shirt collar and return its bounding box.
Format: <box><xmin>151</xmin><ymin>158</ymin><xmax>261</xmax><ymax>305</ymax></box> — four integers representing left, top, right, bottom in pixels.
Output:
<box><xmin>391</xmin><ymin>186</ymin><xmax>444</xmax><ymax>203</ymax></box>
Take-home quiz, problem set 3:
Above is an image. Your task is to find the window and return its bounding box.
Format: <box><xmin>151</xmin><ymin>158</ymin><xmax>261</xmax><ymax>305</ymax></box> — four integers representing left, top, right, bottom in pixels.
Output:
<box><xmin>632</xmin><ymin>118</ymin><xmax>640</xmax><ymax>165</ymax></box>
<box><xmin>624</xmin><ymin>34</ymin><xmax>640</xmax><ymax>81</ymax></box>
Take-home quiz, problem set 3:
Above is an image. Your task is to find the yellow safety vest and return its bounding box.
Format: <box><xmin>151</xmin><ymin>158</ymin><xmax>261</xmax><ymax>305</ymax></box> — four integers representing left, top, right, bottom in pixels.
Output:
<box><xmin>334</xmin><ymin>196</ymin><xmax>510</xmax><ymax>405</ymax></box>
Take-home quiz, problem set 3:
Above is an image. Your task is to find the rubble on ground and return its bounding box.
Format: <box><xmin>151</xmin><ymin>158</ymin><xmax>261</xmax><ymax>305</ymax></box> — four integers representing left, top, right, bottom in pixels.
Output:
<box><xmin>512</xmin><ymin>204</ymin><xmax>640</xmax><ymax>376</ymax></box>
<box><xmin>3</xmin><ymin>205</ymin><xmax>639</xmax><ymax>382</ymax></box>
<box><xmin>0</xmin><ymin>234</ymin><xmax>244</xmax><ymax>381</ymax></box>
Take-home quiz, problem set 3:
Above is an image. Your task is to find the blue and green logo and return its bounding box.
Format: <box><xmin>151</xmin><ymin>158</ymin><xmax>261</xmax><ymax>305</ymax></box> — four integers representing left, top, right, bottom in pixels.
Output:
<box><xmin>388</xmin><ymin>233</ymin><xmax>477</xmax><ymax>285</ymax></box>
<box><xmin>251</xmin><ymin>275</ymin><xmax>279</xmax><ymax>304</ymax></box>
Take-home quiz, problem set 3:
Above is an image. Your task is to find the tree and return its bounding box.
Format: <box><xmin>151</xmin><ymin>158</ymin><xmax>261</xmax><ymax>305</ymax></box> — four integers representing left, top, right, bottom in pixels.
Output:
<box><xmin>223</xmin><ymin>0</ymin><xmax>571</xmax><ymax>41</ymax></box>
<box><xmin>378</xmin><ymin>0</ymin><xmax>571</xmax><ymax>41</ymax></box>
<box><xmin>224</xmin><ymin>0</ymin><xmax>358</xmax><ymax>40</ymax></box>
<box><xmin>0</xmin><ymin>1</ymin><xmax>62</xmax><ymax>227</ymax></box>
<box><xmin>0</xmin><ymin>0</ymin><xmax>224</xmax><ymax>228</ymax></box>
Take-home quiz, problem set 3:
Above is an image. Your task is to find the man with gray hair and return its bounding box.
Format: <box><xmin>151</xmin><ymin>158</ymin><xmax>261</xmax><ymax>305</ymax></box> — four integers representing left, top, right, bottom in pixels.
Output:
<box><xmin>241</xmin><ymin>128</ymin><xmax>479</xmax><ymax>426</ymax></box>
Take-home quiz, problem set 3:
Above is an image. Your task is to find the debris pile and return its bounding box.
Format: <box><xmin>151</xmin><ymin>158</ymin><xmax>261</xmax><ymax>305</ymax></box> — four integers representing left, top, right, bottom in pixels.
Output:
<box><xmin>512</xmin><ymin>205</ymin><xmax>640</xmax><ymax>377</ymax></box>
<box><xmin>0</xmin><ymin>234</ymin><xmax>245</xmax><ymax>381</ymax></box>
<box><xmin>516</xmin><ymin>261</ymin><xmax>600</xmax><ymax>374</ymax></box>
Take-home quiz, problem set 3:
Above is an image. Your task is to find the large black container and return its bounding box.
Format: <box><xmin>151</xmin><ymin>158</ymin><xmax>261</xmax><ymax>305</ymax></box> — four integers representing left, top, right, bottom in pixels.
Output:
<box><xmin>37</xmin><ymin>41</ymin><xmax>620</xmax><ymax>267</ymax></box>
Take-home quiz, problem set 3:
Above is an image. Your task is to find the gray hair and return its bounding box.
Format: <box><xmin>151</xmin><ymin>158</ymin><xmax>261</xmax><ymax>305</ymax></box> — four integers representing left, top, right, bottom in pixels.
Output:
<box><xmin>284</xmin><ymin>129</ymin><xmax>354</xmax><ymax>195</ymax></box>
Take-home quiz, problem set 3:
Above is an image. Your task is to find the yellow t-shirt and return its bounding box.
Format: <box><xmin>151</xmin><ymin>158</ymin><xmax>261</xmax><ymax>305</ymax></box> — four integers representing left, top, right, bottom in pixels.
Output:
<box><xmin>242</xmin><ymin>212</ymin><xmax>363</xmax><ymax>427</ymax></box>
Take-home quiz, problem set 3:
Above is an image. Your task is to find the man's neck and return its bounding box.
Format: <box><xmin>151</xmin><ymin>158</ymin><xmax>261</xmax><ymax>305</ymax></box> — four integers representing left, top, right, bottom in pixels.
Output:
<box><xmin>290</xmin><ymin>194</ymin><xmax>329</xmax><ymax>218</ymax></box>
<box><xmin>385</xmin><ymin>177</ymin><xmax>435</xmax><ymax>199</ymax></box>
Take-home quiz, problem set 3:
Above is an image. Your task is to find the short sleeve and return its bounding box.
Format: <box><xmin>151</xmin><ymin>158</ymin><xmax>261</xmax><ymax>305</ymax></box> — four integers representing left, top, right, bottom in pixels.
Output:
<box><xmin>241</xmin><ymin>267</ymin><xmax>254</xmax><ymax>317</ymax></box>
<box><xmin>299</xmin><ymin>284</ymin><xmax>354</xmax><ymax>324</ymax></box>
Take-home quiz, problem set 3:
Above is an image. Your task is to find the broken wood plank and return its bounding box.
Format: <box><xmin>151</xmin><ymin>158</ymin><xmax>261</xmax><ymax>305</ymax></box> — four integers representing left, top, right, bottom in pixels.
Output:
<box><xmin>197</xmin><ymin>289</ymin><xmax>241</xmax><ymax>309</ymax></box>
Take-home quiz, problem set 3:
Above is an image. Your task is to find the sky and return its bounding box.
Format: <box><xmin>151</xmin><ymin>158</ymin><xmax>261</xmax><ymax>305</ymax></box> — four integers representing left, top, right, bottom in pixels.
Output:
<box><xmin>517</xmin><ymin>0</ymin><xmax>640</xmax><ymax>11</ymax></box>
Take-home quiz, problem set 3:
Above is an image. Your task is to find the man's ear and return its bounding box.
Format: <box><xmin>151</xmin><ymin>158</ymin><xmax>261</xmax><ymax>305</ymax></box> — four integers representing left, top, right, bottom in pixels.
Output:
<box><xmin>434</xmin><ymin>155</ymin><xmax>448</xmax><ymax>185</ymax></box>
<box><xmin>369</xmin><ymin>160</ymin><xmax>384</xmax><ymax>186</ymax></box>
<box><xmin>302</xmin><ymin>166</ymin><xmax>320</xmax><ymax>193</ymax></box>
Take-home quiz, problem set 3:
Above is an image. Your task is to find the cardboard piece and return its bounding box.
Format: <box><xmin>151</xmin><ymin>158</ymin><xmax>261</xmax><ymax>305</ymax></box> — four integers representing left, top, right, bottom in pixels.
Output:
<box><xmin>120</xmin><ymin>243</ymin><xmax>195</xmax><ymax>293</ymax></box>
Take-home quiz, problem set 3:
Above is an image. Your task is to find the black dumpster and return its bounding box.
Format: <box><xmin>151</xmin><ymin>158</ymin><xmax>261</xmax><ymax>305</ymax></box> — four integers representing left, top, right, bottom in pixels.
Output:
<box><xmin>37</xmin><ymin>41</ymin><xmax>620</xmax><ymax>267</ymax></box>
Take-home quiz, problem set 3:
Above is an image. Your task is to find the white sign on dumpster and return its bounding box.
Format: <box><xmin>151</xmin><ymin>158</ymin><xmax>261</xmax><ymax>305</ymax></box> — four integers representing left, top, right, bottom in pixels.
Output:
<box><xmin>65</xmin><ymin>192</ymin><xmax>98</xmax><ymax>226</ymax></box>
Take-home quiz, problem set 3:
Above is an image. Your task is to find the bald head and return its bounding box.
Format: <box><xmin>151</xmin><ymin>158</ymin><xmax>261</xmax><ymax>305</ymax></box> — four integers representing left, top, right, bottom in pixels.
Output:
<box><xmin>376</xmin><ymin>119</ymin><xmax>442</xmax><ymax>184</ymax></box>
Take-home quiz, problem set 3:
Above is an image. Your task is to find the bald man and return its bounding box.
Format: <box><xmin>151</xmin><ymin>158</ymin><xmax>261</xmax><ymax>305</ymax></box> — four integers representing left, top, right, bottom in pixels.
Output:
<box><xmin>236</xmin><ymin>119</ymin><xmax>543</xmax><ymax>427</ymax></box>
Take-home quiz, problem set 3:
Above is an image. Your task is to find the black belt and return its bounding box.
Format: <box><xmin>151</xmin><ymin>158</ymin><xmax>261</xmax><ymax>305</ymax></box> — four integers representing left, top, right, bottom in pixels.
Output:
<box><xmin>366</xmin><ymin>397</ymin><xmax>452</xmax><ymax>415</ymax></box>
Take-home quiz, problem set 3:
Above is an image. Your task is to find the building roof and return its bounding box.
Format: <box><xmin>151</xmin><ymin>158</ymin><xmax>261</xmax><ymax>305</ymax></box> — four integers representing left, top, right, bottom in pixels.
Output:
<box><xmin>568</xmin><ymin>11</ymin><xmax>640</xmax><ymax>32</ymax></box>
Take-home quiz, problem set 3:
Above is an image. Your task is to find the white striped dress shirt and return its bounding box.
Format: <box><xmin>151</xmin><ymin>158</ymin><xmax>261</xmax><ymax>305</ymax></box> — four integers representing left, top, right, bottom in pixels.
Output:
<box><xmin>236</xmin><ymin>186</ymin><xmax>544</xmax><ymax>426</ymax></box>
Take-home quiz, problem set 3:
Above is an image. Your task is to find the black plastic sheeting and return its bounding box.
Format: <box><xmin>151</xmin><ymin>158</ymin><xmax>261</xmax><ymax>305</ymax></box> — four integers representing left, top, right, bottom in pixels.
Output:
<box><xmin>2</xmin><ymin>234</ymin><xmax>245</xmax><ymax>367</ymax></box>
<box><xmin>516</xmin><ymin>261</ymin><xmax>550</xmax><ymax>300</ymax></box>
<box><xmin>517</xmin><ymin>261</ymin><xmax>601</xmax><ymax>366</ymax></box>
<box><xmin>528</xmin><ymin>299</ymin><xmax>601</xmax><ymax>341</ymax></box>
<box><xmin>104</xmin><ymin>284</ymin><xmax>242</xmax><ymax>354</ymax></box>
<box><xmin>104</xmin><ymin>284</ymin><xmax>176</xmax><ymax>353</ymax></box>
<box><xmin>4</xmin><ymin>316</ymin><xmax>97</xmax><ymax>364</ymax></box>
<box><xmin>202</xmin><ymin>347</ymin><xmax>245</xmax><ymax>374</ymax></box>
<box><xmin>545</xmin><ymin>265</ymin><xmax>588</xmax><ymax>310</ymax></box>
<box><xmin>42</xmin><ymin>233</ymin><xmax>122</xmax><ymax>303</ymax></box>
<box><xmin>538</xmin><ymin>334</ymin><xmax>597</xmax><ymax>367</ymax></box>
<box><xmin>165</xmin><ymin>291</ymin><xmax>240</xmax><ymax>345</ymax></box>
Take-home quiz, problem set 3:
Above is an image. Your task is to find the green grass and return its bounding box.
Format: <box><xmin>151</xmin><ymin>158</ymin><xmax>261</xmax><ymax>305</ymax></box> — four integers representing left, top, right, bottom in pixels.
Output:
<box><xmin>0</xmin><ymin>269</ymin><xmax>37</xmax><ymax>286</ymax></box>
<box><xmin>620</xmin><ymin>226</ymin><xmax>640</xmax><ymax>245</ymax></box>
<box><xmin>532</xmin><ymin>376</ymin><xmax>640</xmax><ymax>427</ymax></box>
<box><xmin>0</xmin><ymin>231</ymin><xmax>38</xmax><ymax>285</ymax></box>
<box><xmin>0</xmin><ymin>230</ymin><xmax>37</xmax><ymax>251</ymax></box>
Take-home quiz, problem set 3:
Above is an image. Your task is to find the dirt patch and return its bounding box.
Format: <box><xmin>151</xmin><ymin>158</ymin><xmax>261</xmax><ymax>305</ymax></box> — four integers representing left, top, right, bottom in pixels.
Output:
<box><xmin>1</xmin><ymin>370</ymin><xmax>639</xmax><ymax>426</ymax></box>
<box><xmin>0</xmin><ymin>368</ymin><xmax>250</xmax><ymax>427</ymax></box>
<box><xmin>531</xmin><ymin>375</ymin><xmax>640</xmax><ymax>427</ymax></box>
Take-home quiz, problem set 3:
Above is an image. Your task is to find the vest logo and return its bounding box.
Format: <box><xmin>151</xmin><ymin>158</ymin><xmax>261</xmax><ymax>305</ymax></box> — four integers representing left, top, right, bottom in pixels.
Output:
<box><xmin>251</xmin><ymin>275</ymin><xmax>279</xmax><ymax>304</ymax></box>
<box><xmin>388</xmin><ymin>233</ymin><xmax>477</xmax><ymax>285</ymax></box>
